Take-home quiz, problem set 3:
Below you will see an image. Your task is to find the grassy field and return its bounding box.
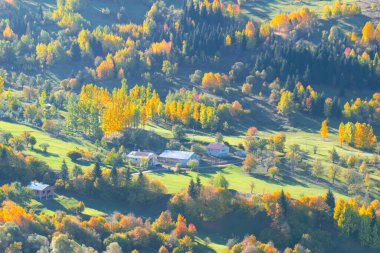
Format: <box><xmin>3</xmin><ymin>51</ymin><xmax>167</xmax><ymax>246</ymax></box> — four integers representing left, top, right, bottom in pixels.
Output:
<box><xmin>0</xmin><ymin>120</ymin><xmax>95</xmax><ymax>170</ymax></box>
<box><xmin>240</xmin><ymin>0</ymin><xmax>372</xmax><ymax>40</ymax></box>
<box><xmin>240</xmin><ymin>0</ymin><xmax>360</xmax><ymax>21</ymax></box>
<box><xmin>149</xmin><ymin>164</ymin><xmax>349</xmax><ymax>199</ymax></box>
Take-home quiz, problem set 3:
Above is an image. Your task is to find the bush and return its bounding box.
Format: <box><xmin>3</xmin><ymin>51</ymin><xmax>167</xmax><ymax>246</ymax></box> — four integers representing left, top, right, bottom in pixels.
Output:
<box><xmin>172</xmin><ymin>124</ymin><xmax>186</xmax><ymax>140</ymax></box>
<box><xmin>116</xmin><ymin>128</ymin><xmax>167</xmax><ymax>150</ymax></box>
<box><xmin>42</xmin><ymin>120</ymin><xmax>62</xmax><ymax>136</ymax></box>
<box><xmin>191</xmin><ymin>143</ymin><xmax>206</xmax><ymax>154</ymax></box>
<box><xmin>67</xmin><ymin>150</ymin><xmax>83</xmax><ymax>162</ymax></box>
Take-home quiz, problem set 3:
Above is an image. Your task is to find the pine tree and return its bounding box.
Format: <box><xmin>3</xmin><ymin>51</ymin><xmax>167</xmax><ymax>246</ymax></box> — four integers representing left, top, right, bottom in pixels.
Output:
<box><xmin>126</xmin><ymin>167</ymin><xmax>132</xmax><ymax>184</ymax></box>
<box><xmin>277</xmin><ymin>190</ymin><xmax>288</xmax><ymax>217</ymax></box>
<box><xmin>92</xmin><ymin>162</ymin><xmax>102</xmax><ymax>179</ymax></box>
<box><xmin>137</xmin><ymin>170</ymin><xmax>145</xmax><ymax>186</ymax></box>
<box><xmin>372</xmin><ymin>224</ymin><xmax>380</xmax><ymax>249</ymax></box>
<box><xmin>60</xmin><ymin>160</ymin><xmax>69</xmax><ymax>181</ymax></box>
<box><xmin>325</xmin><ymin>189</ymin><xmax>335</xmax><ymax>213</ymax></box>
<box><xmin>38</xmin><ymin>4</ymin><xmax>44</xmax><ymax>20</ymax></box>
<box><xmin>196</xmin><ymin>176</ymin><xmax>202</xmax><ymax>197</ymax></box>
<box><xmin>370</xmin><ymin>208</ymin><xmax>377</xmax><ymax>229</ymax></box>
<box><xmin>329</xmin><ymin>148</ymin><xmax>340</xmax><ymax>164</ymax></box>
<box><xmin>72</xmin><ymin>165</ymin><xmax>83</xmax><ymax>178</ymax></box>
<box><xmin>187</xmin><ymin>179</ymin><xmax>197</xmax><ymax>198</ymax></box>
<box><xmin>1</xmin><ymin>148</ymin><xmax>7</xmax><ymax>163</ymax></box>
<box><xmin>359</xmin><ymin>215</ymin><xmax>372</xmax><ymax>246</ymax></box>
<box><xmin>111</xmin><ymin>165</ymin><xmax>118</xmax><ymax>186</ymax></box>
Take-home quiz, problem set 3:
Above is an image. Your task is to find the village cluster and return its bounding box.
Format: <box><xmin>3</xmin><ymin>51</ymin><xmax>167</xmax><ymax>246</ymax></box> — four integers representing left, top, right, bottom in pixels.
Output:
<box><xmin>28</xmin><ymin>142</ymin><xmax>233</xmax><ymax>200</ymax></box>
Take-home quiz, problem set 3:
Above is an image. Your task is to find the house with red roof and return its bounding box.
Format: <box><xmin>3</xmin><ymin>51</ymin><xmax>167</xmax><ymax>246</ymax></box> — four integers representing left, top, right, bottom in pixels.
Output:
<box><xmin>206</xmin><ymin>143</ymin><xmax>230</xmax><ymax>158</ymax></box>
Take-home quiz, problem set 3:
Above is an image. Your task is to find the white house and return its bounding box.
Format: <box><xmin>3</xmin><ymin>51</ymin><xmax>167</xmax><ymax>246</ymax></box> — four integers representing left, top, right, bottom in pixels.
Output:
<box><xmin>126</xmin><ymin>151</ymin><xmax>157</xmax><ymax>168</ymax></box>
<box><xmin>158</xmin><ymin>150</ymin><xmax>199</xmax><ymax>166</ymax></box>
<box><xmin>206</xmin><ymin>143</ymin><xmax>230</xmax><ymax>158</ymax></box>
<box><xmin>27</xmin><ymin>181</ymin><xmax>55</xmax><ymax>200</ymax></box>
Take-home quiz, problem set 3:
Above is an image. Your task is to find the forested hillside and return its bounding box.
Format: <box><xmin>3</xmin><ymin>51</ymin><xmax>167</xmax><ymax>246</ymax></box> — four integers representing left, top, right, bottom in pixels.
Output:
<box><xmin>0</xmin><ymin>0</ymin><xmax>379</xmax><ymax>252</ymax></box>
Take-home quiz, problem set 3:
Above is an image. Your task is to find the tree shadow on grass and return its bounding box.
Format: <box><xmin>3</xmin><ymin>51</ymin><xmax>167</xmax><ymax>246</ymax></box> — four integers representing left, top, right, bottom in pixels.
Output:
<box><xmin>40</xmin><ymin>198</ymin><xmax>70</xmax><ymax>213</ymax></box>
<box><xmin>250</xmin><ymin>172</ymin><xmax>309</xmax><ymax>187</ymax></box>
<box><xmin>272</xmin><ymin>173</ymin><xmax>309</xmax><ymax>187</ymax></box>
<box><xmin>288</xmin><ymin>113</ymin><xmax>321</xmax><ymax>133</ymax></box>
<box><xmin>31</xmin><ymin>149</ymin><xmax>59</xmax><ymax>158</ymax></box>
<box><xmin>75</xmin><ymin>159</ymin><xmax>92</xmax><ymax>167</ymax></box>
<box><xmin>63</xmin><ymin>192</ymin><xmax>169</xmax><ymax>219</ymax></box>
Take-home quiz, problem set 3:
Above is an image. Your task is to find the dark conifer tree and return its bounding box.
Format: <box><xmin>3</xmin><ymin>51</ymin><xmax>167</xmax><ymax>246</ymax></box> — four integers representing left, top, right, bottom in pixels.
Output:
<box><xmin>188</xmin><ymin>179</ymin><xmax>196</xmax><ymax>199</ymax></box>
<box><xmin>111</xmin><ymin>165</ymin><xmax>118</xmax><ymax>186</ymax></box>
<box><xmin>60</xmin><ymin>160</ymin><xmax>69</xmax><ymax>181</ymax></box>
<box><xmin>92</xmin><ymin>162</ymin><xmax>102</xmax><ymax>180</ymax></box>
<box><xmin>277</xmin><ymin>190</ymin><xmax>288</xmax><ymax>217</ymax></box>
<box><xmin>325</xmin><ymin>189</ymin><xmax>335</xmax><ymax>213</ymax></box>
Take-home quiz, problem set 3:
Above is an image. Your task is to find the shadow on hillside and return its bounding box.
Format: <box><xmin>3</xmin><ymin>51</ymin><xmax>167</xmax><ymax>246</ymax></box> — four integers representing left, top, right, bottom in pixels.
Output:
<box><xmin>32</xmin><ymin>149</ymin><xmax>59</xmax><ymax>157</ymax></box>
<box><xmin>42</xmin><ymin>198</ymin><xmax>70</xmax><ymax>213</ymax></box>
<box><xmin>288</xmin><ymin>113</ymin><xmax>321</xmax><ymax>133</ymax></box>
<box><xmin>319</xmin><ymin>14</ymin><xmax>371</xmax><ymax>33</ymax></box>
<box><xmin>246</xmin><ymin>97</ymin><xmax>286</xmax><ymax>132</ymax></box>
<box><xmin>63</xmin><ymin>192</ymin><xmax>170</xmax><ymax>219</ymax></box>
<box><xmin>198</xmin><ymin>210</ymin><xmax>271</xmax><ymax>241</ymax></box>
<box><xmin>252</xmin><ymin>172</ymin><xmax>308</xmax><ymax>187</ymax></box>
<box><xmin>75</xmin><ymin>159</ymin><xmax>92</xmax><ymax>167</ymax></box>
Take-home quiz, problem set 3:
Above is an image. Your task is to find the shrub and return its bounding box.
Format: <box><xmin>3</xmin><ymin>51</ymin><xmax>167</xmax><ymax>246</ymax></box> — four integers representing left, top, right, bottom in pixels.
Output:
<box><xmin>67</xmin><ymin>150</ymin><xmax>83</xmax><ymax>162</ymax></box>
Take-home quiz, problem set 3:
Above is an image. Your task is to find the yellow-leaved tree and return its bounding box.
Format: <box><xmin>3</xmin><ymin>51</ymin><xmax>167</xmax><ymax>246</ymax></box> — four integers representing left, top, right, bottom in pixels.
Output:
<box><xmin>338</xmin><ymin>122</ymin><xmax>345</xmax><ymax>146</ymax></box>
<box><xmin>320</xmin><ymin>120</ymin><xmax>328</xmax><ymax>139</ymax></box>
<box><xmin>3</xmin><ymin>23</ymin><xmax>14</xmax><ymax>39</ymax></box>
<box><xmin>361</xmin><ymin>21</ymin><xmax>375</xmax><ymax>44</ymax></box>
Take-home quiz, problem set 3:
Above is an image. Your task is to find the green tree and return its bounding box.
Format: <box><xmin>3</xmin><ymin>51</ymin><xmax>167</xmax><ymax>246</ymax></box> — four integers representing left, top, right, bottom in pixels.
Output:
<box><xmin>39</xmin><ymin>143</ymin><xmax>49</xmax><ymax>153</ymax></box>
<box><xmin>325</xmin><ymin>189</ymin><xmax>335</xmax><ymax>213</ymax></box>
<box><xmin>312</xmin><ymin>159</ymin><xmax>324</xmax><ymax>180</ymax></box>
<box><xmin>111</xmin><ymin>166</ymin><xmax>118</xmax><ymax>186</ymax></box>
<box><xmin>277</xmin><ymin>190</ymin><xmax>288</xmax><ymax>217</ymax></box>
<box><xmin>67</xmin><ymin>150</ymin><xmax>82</xmax><ymax>162</ymax></box>
<box><xmin>196</xmin><ymin>176</ymin><xmax>202</xmax><ymax>196</ymax></box>
<box><xmin>187</xmin><ymin>159</ymin><xmax>199</xmax><ymax>171</ymax></box>
<box><xmin>329</xmin><ymin>148</ymin><xmax>340</xmax><ymax>164</ymax></box>
<box><xmin>328</xmin><ymin>164</ymin><xmax>340</xmax><ymax>184</ymax></box>
<box><xmin>92</xmin><ymin>162</ymin><xmax>102</xmax><ymax>179</ymax></box>
<box><xmin>172</xmin><ymin>124</ymin><xmax>186</xmax><ymax>140</ymax></box>
<box><xmin>359</xmin><ymin>215</ymin><xmax>372</xmax><ymax>246</ymax></box>
<box><xmin>268</xmin><ymin>166</ymin><xmax>279</xmax><ymax>179</ymax></box>
<box><xmin>72</xmin><ymin>165</ymin><xmax>83</xmax><ymax>178</ymax></box>
<box><xmin>28</xmin><ymin>136</ymin><xmax>37</xmax><ymax>150</ymax></box>
<box><xmin>105</xmin><ymin>243</ymin><xmax>123</xmax><ymax>253</ymax></box>
<box><xmin>51</xmin><ymin>234</ymin><xmax>82</xmax><ymax>253</ymax></box>
<box><xmin>212</xmin><ymin>173</ymin><xmax>229</xmax><ymax>189</ymax></box>
<box><xmin>187</xmin><ymin>179</ymin><xmax>197</xmax><ymax>198</ymax></box>
<box><xmin>372</xmin><ymin>225</ymin><xmax>380</xmax><ymax>249</ymax></box>
<box><xmin>60</xmin><ymin>160</ymin><xmax>69</xmax><ymax>181</ymax></box>
<box><xmin>215</xmin><ymin>132</ymin><xmax>223</xmax><ymax>143</ymax></box>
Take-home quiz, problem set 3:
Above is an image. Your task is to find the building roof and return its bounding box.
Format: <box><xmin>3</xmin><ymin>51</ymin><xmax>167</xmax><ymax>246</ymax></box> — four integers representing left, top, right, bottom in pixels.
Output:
<box><xmin>127</xmin><ymin>151</ymin><xmax>156</xmax><ymax>159</ymax></box>
<box><xmin>27</xmin><ymin>181</ymin><xmax>51</xmax><ymax>191</ymax></box>
<box><xmin>207</xmin><ymin>143</ymin><xmax>228</xmax><ymax>150</ymax></box>
<box><xmin>158</xmin><ymin>150</ymin><xmax>196</xmax><ymax>160</ymax></box>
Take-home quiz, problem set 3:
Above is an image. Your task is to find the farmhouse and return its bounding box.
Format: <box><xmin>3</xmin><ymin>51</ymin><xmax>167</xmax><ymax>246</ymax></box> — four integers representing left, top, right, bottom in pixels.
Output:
<box><xmin>206</xmin><ymin>143</ymin><xmax>230</xmax><ymax>158</ymax></box>
<box><xmin>27</xmin><ymin>181</ymin><xmax>55</xmax><ymax>200</ymax></box>
<box><xmin>126</xmin><ymin>151</ymin><xmax>157</xmax><ymax>167</ymax></box>
<box><xmin>158</xmin><ymin>150</ymin><xmax>199</xmax><ymax>166</ymax></box>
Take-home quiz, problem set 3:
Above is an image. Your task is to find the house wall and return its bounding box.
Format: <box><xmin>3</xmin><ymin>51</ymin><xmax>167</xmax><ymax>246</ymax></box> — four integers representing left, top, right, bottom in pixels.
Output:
<box><xmin>34</xmin><ymin>188</ymin><xmax>55</xmax><ymax>199</ymax></box>
<box><xmin>158</xmin><ymin>157</ymin><xmax>189</xmax><ymax>166</ymax></box>
<box><xmin>127</xmin><ymin>156</ymin><xmax>157</xmax><ymax>167</ymax></box>
<box><xmin>207</xmin><ymin>147</ymin><xmax>229</xmax><ymax>157</ymax></box>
